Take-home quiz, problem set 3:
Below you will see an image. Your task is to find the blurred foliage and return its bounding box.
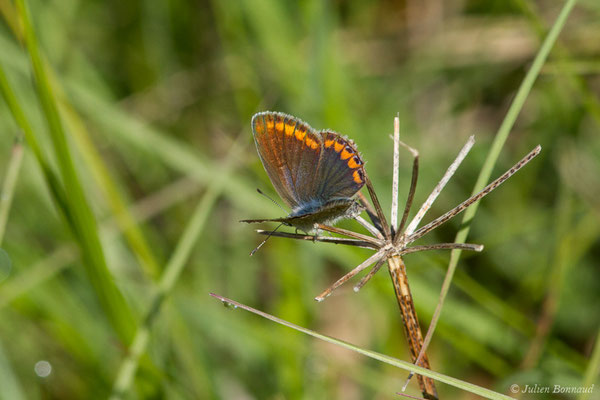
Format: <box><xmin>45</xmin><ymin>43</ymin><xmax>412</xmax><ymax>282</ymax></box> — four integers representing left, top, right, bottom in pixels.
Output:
<box><xmin>0</xmin><ymin>0</ymin><xmax>599</xmax><ymax>399</ymax></box>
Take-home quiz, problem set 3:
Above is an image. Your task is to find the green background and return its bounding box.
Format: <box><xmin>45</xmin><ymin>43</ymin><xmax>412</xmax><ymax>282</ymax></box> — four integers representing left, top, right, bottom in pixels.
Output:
<box><xmin>0</xmin><ymin>0</ymin><xmax>598</xmax><ymax>399</ymax></box>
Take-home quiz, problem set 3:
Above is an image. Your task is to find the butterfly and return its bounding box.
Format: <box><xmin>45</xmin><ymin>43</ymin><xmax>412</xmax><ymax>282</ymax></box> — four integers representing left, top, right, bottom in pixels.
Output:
<box><xmin>241</xmin><ymin>111</ymin><xmax>366</xmax><ymax>233</ymax></box>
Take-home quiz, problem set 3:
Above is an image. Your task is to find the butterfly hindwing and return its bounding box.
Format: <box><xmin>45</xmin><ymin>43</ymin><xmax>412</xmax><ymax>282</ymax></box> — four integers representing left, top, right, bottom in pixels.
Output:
<box><xmin>316</xmin><ymin>130</ymin><xmax>366</xmax><ymax>200</ymax></box>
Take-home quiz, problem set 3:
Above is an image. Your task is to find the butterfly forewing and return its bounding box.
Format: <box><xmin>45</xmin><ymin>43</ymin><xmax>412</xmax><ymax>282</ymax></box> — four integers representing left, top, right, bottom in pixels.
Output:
<box><xmin>252</xmin><ymin>112</ymin><xmax>323</xmax><ymax>211</ymax></box>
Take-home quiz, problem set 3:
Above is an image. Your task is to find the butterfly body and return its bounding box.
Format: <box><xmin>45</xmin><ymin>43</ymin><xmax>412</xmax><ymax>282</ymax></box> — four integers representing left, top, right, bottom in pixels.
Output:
<box><xmin>242</xmin><ymin>111</ymin><xmax>366</xmax><ymax>233</ymax></box>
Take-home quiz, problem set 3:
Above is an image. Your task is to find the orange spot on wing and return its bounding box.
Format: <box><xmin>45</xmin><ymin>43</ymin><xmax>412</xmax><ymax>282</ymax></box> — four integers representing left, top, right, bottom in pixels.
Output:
<box><xmin>305</xmin><ymin>137</ymin><xmax>319</xmax><ymax>150</ymax></box>
<box><xmin>275</xmin><ymin>119</ymin><xmax>284</xmax><ymax>133</ymax></box>
<box><xmin>325</xmin><ymin>139</ymin><xmax>334</xmax><ymax>148</ymax></box>
<box><xmin>347</xmin><ymin>157</ymin><xmax>360</xmax><ymax>169</ymax></box>
<box><xmin>295</xmin><ymin>126</ymin><xmax>306</xmax><ymax>141</ymax></box>
<box><xmin>340</xmin><ymin>148</ymin><xmax>353</xmax><ymax>160</ymax></box>
<box><xmin>334</xmin><ymin>141</ymin><xmax>344</xmax><ymax>152</ymax></box>
<box><xmin>353</xmin><ymin>170</ymin><xmax>364</xmax><ymax>184</ymax></box>
<box><xmin>254</xmin><ymin>117</ymin><xmax>265</xmax><ymax>134</ymax></box>
<box><xmin>284</xmin><ymin>122</ymin><xmax>296</xmax><ymax>136</ymax></box>
<box><xmin>265</xmin><ymin>115</ymin><xmax>275</xmax><ymax>134</ymax></box>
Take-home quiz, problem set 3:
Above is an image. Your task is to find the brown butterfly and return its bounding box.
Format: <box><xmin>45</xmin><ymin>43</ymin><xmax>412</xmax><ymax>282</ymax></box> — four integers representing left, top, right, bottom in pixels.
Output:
<box><xmin>241</xmin><ymin>112</ymin><xmax>366</xmax><ymax>233</ymax></box>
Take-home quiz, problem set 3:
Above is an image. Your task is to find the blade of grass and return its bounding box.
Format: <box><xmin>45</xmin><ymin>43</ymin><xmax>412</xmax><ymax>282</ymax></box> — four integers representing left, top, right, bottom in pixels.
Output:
<box><xmin>59</xmin><ymin>101</ymin><xmax>162</xmax><ymax>280</ymax></box>
<box><xmin>0</xmin><ymin>339</ymin><xmax>26</xmax><ymax>400</ymax></box>
<box><xmin>0</xmin><ymin>0</ymin><xmax>19</xmax><ymax>40</ymax></box>
<box><xmin>416</xmin><ymin>0</ymin><xmax>577</xmax><ymax>368</ymax></box>
<box><xmin>0</xmin><ymin>64</ymin><xmax>72</xmax><ymax>226</ymax></box>
<box><xmin>208</xmin><ymin>293</ymin><xmax>514</xmax><ymax>400</ymax></box>
<box><xmin>578</xmin><ymin>329</ymin><xmax>600</xmax><ymax>400</ymax></box>
<box><xmin>0</xmin><ymin>138</ymin><xmax>23</xmax><ymax>244</ymax></box>
<box><xmin>0</xmin><ymin>245</ymin><xmax>75</xmax><ymax>309</ymax></box>
<box><xmin>15</xmin><ymin>0</ymin><xmax>135</xmax><ymax>342</ymax></box>
<box><xmin>109</xmin><ymin>141</ymin><xmax>243</xmax><ymax>399</ymax></box>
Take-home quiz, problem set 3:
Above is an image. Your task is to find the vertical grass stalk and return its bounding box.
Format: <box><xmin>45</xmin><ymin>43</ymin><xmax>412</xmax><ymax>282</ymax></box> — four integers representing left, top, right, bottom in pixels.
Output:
<box><xmin>14</xmin><ymin>0</ymin><xmax>135</xmax><ymax>342</ymax></box>
<box><xmin>0</xmin><ymin>139</ymin><xmax>23</xmax><ymax>243</ymax></box>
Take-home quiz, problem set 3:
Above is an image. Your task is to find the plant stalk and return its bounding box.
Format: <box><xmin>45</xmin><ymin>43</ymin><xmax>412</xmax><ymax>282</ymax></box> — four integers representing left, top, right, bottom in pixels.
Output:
<box><xmin>388</xmin><ymin>254</ymin><xmax>438</xmax><ymax>400</ymax></box>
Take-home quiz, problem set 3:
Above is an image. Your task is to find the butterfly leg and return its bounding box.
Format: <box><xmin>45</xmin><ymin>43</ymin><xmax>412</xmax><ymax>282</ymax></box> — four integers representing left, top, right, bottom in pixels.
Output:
<box><xmin>294</xmin><ymin>227</ymin><xmax>315</xmax><ymax>239</ymax></box>
<box><xmin>312</xmin><ymin>223</ymin><xmax>323</xmax><ymax>243</ymax></box>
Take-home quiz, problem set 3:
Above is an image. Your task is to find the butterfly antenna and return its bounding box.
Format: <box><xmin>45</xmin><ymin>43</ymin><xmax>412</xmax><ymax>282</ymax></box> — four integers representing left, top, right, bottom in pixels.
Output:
<box><xmin>256</xmin><ymin>188</ymin><xmax>287</xmax><ymax>213</ymax></box>
<box><xmin>250</xmin><ymin>223</ymin><xmax>285</xmax><ymax>256</ymax></box>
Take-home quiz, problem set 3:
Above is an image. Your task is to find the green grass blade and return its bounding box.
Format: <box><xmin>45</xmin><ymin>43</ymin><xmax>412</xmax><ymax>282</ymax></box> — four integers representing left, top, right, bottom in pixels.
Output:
<box><xmin>0</xmin><ymin>339</ymin><xmax>26</xmax><ymax>400</ymax></box>
<box><xmin>209</xmin><ymin>293</ymin><xmax>514</xmax><ymax>400</ymax></box>
<box><xmin>578</xmin><ymin>329</ymin><xmax>600</xmax><ymax>400</ymax></box>
<box><xmin>59</xmin><ymin>102</ymin><xmax>162</xmax><ymax>280</ymax></box>
<box><xmin>0</xmin><ymin>139</ymin><xmax>23</xmax><ymax>244</ymax></box>
<box><xmin>14</xmin><ymin>0</ymin><xmax>135</xmax><ymax>342</ymax></box>
<box><xmin>0</xmin><ymin>63</ymin><xmax>73</xmax><ymax>232</ymax></box>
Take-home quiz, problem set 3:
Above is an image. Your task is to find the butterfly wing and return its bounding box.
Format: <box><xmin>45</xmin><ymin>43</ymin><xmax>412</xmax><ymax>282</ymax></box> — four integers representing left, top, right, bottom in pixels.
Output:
<box><xmin>252</xmin><ymin>112</ymin><xmax>323</xmax><ymax>210</ymax></box>
<box><xmin>315</xmin><ymin>130</ymin><xmax>366</xmax><ymax>200</ymax></box>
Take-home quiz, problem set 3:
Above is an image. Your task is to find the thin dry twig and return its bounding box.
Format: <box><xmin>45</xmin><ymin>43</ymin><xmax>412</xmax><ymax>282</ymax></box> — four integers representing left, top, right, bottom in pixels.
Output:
<box><xmin>354</xmin><ymin>257</ymin><xmax>387</xmax><ymax>292</ymax></box>
<box><xmin>407</xmin><ymin>145</ymin><xmax>541</xmax><ymax>243</ymax></box>
<box><xmin>315</xmin><ymin>248</ymin><xmax>388</xmax><ymax>302</ymax></box>
<box><xmin>404</xmin><ymin>136</ymin><xmax>475</xmax><ymax>236</ymax></box>
<box><xmin>397</xmin><ymin>140</ymin><xmax>419</xmax><ymax>237</ymax></box>
<box><xmin>255</xmin><ymin>229</ymin><xmax>379</xmax><ymax>249</ymax></box>
<box><xmin>316</xmin><ymin>223</ymin><xmax>384</xmax><ymax>246</ymax></box>
<box><xmin>391</xmin><ymin>116</ymin><xmax>401</xmax><ymax>230</ymax></box>
<box><xmin>355</xmin><ymin>215</ymin><xmax>384</xmax><ymax>239</ymax></box>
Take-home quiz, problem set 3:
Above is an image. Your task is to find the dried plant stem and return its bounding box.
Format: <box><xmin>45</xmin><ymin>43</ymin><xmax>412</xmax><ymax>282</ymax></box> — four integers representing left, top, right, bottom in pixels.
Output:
<box><xmin>255</xmin><ymin>229</ymin><xmax>378</xmax><ymax>249</ymax></box>
<box><xmin>354</xmin><ymin>257</ymin><xmax>387</xmax><ymax>291</ymax></box>
<box><xmin>388</xmin><ymin>255</ymin><xmax>438</xmax><ymax>400</ymax></box>
<box><xmin>404</xmin><ymin>136</ymin><xmax>475</xmax><ymax>236</ymax></box>
<box><xmin>391</xmin><ymin>116</ymin><xmax>400</xmax><ymax>230</ymax></box>
<box><xmin>356</xmin><ymin>191</ymin><xmax>383</xmax><ymax>232</ymax></box>
<box><xmin>364</xmin><ymin>175</ymin><xmax>391</xmax><ymax>238</ymax></box>
<box><xmin>316</xmin><ymin>224</ymin><xmax>384</xmax><ymax>246</ymax></box>
<box><xmin>397</xmin><ymin>140</ymin><xmax>419</xmax><ymax>237</ymax></box>
<box><xmin>408</xmin><ymin>145</ymin><xmax>541</xmax><ymax>243</ymax></box>
<box><xmin>355</xmin><ymin>215</ymin><xmax>384</xmax><ymax>239</ymax></box>
<box><xmin>315</xmin><ymin>248</ymin><xmax>386</xmax><ymax>301</ymax></box>
<box><xmin>401</xmin><ymin>243</ymin><xmax>483</xmax><ymax>255</ymax></box>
